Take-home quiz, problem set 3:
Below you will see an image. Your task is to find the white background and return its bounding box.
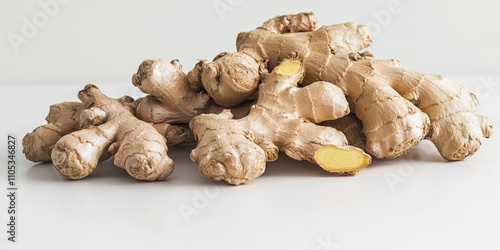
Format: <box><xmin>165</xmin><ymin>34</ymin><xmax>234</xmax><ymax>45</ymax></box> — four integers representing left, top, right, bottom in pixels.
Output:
<box><xmin>1</xmin><ymin>0</ymin><xmax>499</xmax><ymax>249</ymax></box>
<box><xmin>1</xmin><ymin>0</ymin><xmax>500</xmax><ymax>85</ymax></box>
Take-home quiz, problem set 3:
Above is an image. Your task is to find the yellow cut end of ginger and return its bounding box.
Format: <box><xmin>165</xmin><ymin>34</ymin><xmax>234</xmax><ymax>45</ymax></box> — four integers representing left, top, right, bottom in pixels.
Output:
<box><xmin>272</xmin><ymin>59</ymin><xmax>302</xmax><ymax>76</ymax></box>
<box><xmin>314</xmin><ymin>145</ymin><xmax>370</xmax><ymax>173</ymax></box>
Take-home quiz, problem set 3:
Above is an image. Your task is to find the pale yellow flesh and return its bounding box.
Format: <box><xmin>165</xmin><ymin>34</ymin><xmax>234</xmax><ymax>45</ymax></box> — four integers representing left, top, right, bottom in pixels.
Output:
<box><xmin>314</xmin><ymin>145</ymin><xmax>369</xmax><ymax>173</ymax></box>
<box><xmin>272</xmin><ymin>60</ymin><xmax>302</xmax><ymax>76</ymax></box>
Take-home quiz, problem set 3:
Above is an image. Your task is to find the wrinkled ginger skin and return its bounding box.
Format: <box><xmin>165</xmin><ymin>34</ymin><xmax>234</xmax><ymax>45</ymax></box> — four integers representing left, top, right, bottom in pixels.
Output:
<box><xmin>23</xmin><ymin>102</ymin><xmax>84</xmax><ymax>163</ymax></box>
<box><xmin>190</xmin><ymin>60</ymin><xmax>371</xmax><ymax>185</ymax></box>
<box><xmin>22</xmin><ymin>95</ymin><xmax>136</xmax><ymax>163</ymax></box>
<box><xmin>196</xmin><ymin>12</ymin><xmax>319</xmax><ymax>107</ymax></box>
<box><xmin>321</xmin><ymin>114</ymin><xmax>367</xmax><ymax>152</ymax></box>
<box><xmin>341</xmin><ymin>58</ymin><xmax>492</xmax><ymax>160</ymax></box>
<box><xmin>199</xmin><ymin>52</ymin><xmax>264</xmax><ymax>107</ymax></box>
<box><xmin>22</xmin><ymin>96</ymin><xmax>190</xmax><ymax>164</ymax></box>
<box><xmin>132</xmin><ymin>59</ymin><xmax>214</xmax><ymax>123</ymax></box>
<box><xmin>51</xmin><ymin>84</ymin><xmax>174</xmax><ymax>181</ymax></box>
<box><xmin>153</xmin><ymin>123</ymin><xmax>195</xmax><ymax>145</ymax></box>
<box><xmin>132</xmin><ymin>59</ymin><xmax>254</xmax><ymax>124</ymax></box>
<box><xmin>206</xmin><ymin>12</ymin><xmax>493</xmax><ymax>160</ymax></box>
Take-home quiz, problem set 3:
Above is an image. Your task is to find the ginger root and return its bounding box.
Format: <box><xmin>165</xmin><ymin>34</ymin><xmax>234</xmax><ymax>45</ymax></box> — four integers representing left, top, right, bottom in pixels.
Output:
<box><xmin>23</xmin><ymin>102</ymin><xmax>84</xmax><ymax>163</ymax></box>
<box><xmin>23</xmin><ymin>96</ymin><xmax>192</xmax><ymax>164</ymax></box>
<box><xmin>22</xmin><ymin>95</ymin><xmax>138</xmax><ymax>163</ymax></box>
<box><xmin>23</xmin><ymin>12</ymin><xmax>493</xmax><ymax>185</ymax></box>
<box><xmin>321</xmin><ymin>114</ymin><xmax>367</xmax><ymax>152</ymax></box>
<box><xmin>190</xmin><ymin>59</ymin><xmax>371</xmax><ymax>185</ymax></box>
<box><xmin>132</xmin><ymin>59</ymin><xmax>252</xmax><ymax>123</ymax></box>
<box><xmin>50</xmin><ymin>84</ymin><xmax>174</xmax><ymax>181</ymax></box>
<box><xmin>197</xmin><ymin>12</ymin><xmax>493</xmax><ymax>160</ymax></box>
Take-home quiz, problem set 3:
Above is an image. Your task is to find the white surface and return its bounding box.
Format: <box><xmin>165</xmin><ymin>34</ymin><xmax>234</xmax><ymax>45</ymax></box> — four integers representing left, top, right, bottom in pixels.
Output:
<box><xmin>1</xmin><ymin>0</ymin><xmax>500</xmax><ymax>86</ymax></box>
<box><xmin>0</xmin><ymin>79</ymin><xmax>499</xmax><ymax>250</ymax></box>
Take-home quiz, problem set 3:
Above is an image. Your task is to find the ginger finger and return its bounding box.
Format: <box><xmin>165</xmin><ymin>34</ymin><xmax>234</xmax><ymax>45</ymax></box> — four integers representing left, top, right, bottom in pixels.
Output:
<box><xmin>51</xmin><ymin>84</ymin><xmax>174</xmax><ymax>181</ymax></box>
<box><xmin>199</xmin><ymin>12</ymin><xmax>492</xmax><ymax>160</ymax></box>
<box><xmin>190</xmin><ymin>59</ymin><xmax>371</xmax><ymax>185</ymax></box>
<box><xmin>132</xmin><ymin>59</ymin><xmax>254</xmax><ymax>123</ymax></box>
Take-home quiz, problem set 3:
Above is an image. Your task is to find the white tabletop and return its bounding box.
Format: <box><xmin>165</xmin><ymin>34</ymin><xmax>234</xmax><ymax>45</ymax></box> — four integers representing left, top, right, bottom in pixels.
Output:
<box><xmin>0</xmin><ymin>79</ymin><xmax>498</xmax><ymax>250</ymax></box>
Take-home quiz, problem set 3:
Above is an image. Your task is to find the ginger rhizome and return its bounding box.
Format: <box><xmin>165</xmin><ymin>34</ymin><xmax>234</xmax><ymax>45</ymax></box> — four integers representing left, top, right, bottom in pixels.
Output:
<box><xmin>190</xmin><ymin>59</ymin><xmax>371</xmax><ymax>185</ymax></box>
<box><xmin>22</xmin><ymin>12</ymin><xmax>493</xmax><ymax>185</ymax></box>
<box><xmin>196</xmin><ymin>12</ymin><xmax>493</xmax><ymax>160</ymax></box>
<box><xmin>50</xmin><ymin>84</ymin><xmax>174</xmax><ymax>181</ymax></box>
<box><xmin>132</xmin><ymin>59</ymin><xmax>253</xmax><ymax>124</ymax></box>
<box><xmin>23</xmin><ymin>97</ymin><xmax>192</xmax><ymax>164</ymax></box>
<box><xmin>22</xmin><ymin>95</ymin><xmax>139</xmax><ymax>163</ymax></box>
<box><xmin>23</xmin><ymin>102</ymin><xmax>84</xmax><ymax>163</ymax></box>
<box><xmin>321</xmin><ymin>114</ymin><xmax>367</xmax><ymax>152</ymax></box>
<box><xmin>132</xmin><ymin>59</ymin><xmax>219</xmax><ymax>123</ymax></box>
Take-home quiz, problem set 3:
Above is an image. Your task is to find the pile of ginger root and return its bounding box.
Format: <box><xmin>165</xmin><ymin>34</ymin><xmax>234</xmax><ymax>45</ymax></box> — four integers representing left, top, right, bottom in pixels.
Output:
<box><xmin>23</xmin><ymin>12</ymin><xmax>493</xmax><ymax>185</ymax></box>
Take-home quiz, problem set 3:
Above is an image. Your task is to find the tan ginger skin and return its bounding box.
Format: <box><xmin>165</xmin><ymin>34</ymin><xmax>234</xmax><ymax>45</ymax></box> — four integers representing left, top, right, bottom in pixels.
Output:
<box><xmin>132</xmin><ymin>59</ymin><xmax>254</xmax><ymax>124</ymax></box>
<box><xmin>190</xmin><ymin>59</ymin><xmax>371</xmax><ymax>185</ymax></box>
<box><xmin>23</xmin><ymin>97</ymin><xmax>192</xmax><ymax>164</ymax></box>
<box><xmin>196</xmin><ymin>12</ymin><xmax>493</xmax><ymax>160</ymax></box>
<box><xmin>23</xmin><ymin>102</ymin><xmax>85</xmax><ymax>163</ymax></box>
<box><xmin>131</xmin><ymin>59</ymin><xmax>368</xmax><ymax>153</ymax></box>
<box><xmin>22</xmin><ymin>96</ymin><xmax>137</xmax><ymax>163</ymax></box>
<box><xmin>22</xmin><ymin>12</ymin><xmax>494</xmax><ymax>185</ymax></box>
<box><xmin>50</xmin><ymin>84</ymin><xmax>174</xmax><ymax>181</ymax></box>
<box><xmin>321</xmin><ymin>114</ymin><xmax>367</xmax><ymax>152</ymax></box>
